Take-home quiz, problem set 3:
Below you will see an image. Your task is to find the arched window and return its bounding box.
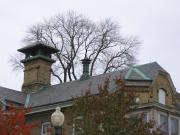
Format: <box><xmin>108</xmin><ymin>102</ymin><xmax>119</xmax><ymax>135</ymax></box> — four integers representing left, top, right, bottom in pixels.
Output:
<box><xmin>158</xmin><ymin>89</ymin><xmax>166</xmax><ymax>105</ymax></box>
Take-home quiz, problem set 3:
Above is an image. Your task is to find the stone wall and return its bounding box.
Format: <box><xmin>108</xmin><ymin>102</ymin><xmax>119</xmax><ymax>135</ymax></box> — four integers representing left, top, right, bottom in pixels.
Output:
<box><xmin>22</xmin><ymin>59</ymin><xmax>52</xmax><ymax>92</ymax></box>
<box><xmin>126</xmin><ymin>73</ymin><xmax>176</xmax><ymax>107</ymax></box>
<box><xmin>152</xmin><ymin>73</ymin><xmax>174</xmax><ymax>107</ymax></box>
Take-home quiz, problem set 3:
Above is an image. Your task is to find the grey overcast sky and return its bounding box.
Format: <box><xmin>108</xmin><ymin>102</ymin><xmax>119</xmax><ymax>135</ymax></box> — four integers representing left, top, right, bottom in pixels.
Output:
<box><xmin>0</xmin><ymin>0</ymin><xmax>180</xmax><ymax>91</ymax></box>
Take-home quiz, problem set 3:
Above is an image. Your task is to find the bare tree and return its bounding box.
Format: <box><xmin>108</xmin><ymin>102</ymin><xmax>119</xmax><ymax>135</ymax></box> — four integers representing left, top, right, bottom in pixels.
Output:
<box><xmin>11</xmin><ymin>11</ymin><xmax>139</xmax><ymax>83</ymax></box>
<box><xmin>9</xmin><ymin>53</ymin><xmax>24</xmax><ymax>71</ymax></box>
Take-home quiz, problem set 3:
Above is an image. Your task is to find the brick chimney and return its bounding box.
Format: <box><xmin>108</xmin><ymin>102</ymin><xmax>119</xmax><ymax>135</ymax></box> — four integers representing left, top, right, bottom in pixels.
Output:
<box><xmin>80</xmin><ymin>58</ymin><xmax>91</xmax><ymax>80</ymax></box>
<box><xmin>18</xmin><ymin>42</ymin><xmax>59</xmax><ymax>92</ymax></box>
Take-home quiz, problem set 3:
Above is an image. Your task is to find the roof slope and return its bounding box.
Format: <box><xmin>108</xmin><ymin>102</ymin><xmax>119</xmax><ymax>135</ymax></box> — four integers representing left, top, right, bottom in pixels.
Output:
<box><xmin>28</xmin><ymin>72</ymin><xmax>117</xmax><ymax>107</ymax></box>
<box><xmin>0</xmin><ymin>86</ymin><xmax>26</xmax><ymax>104</ymax></box>
<box><xmin>28</xmin><ymin>62</ymin><xmax>168</xmax><ymax>107</ymax></box>
<box><xmin>135</xmin><ymin>62</ymin><xmax>168</xmax><ymax>79</ymax></box>
<box><xmin>0</xmin><ymin>62</ymin><xmax>169</xmax><ymax>107</ymax></box>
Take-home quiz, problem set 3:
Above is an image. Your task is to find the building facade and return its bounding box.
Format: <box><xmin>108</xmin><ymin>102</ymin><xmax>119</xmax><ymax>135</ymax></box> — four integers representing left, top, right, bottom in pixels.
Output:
<box><xmin>0</xmin><ymin>42</ymin><xmax>180</xmax><ymax>135</ymax></box>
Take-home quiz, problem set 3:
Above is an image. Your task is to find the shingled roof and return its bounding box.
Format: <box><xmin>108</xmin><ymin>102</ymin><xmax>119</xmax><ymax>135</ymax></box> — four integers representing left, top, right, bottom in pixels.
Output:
<box><xmin>27</xmin><ymin>62</ymin><xmax>169</xmax><ymax>107</ymax></box>
<box><xmin>0</xmin><ymin>86</ymin><xmax>26</xmax><ymax>104</ymax></box>
<box><xmin>0</xmin><ymin>62</ymin><xmax>170</xmax><ymax>108</ymax></box>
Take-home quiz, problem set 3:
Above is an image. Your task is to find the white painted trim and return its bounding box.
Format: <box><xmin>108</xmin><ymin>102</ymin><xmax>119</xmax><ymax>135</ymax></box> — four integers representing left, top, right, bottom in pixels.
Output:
<box><xmin>168</xmin><ymin>114</ymin><xmax>171</xmax><ymax>135</ymax></box>
<box><xmin>26</xmin><ymin>101</ymin><xmax>73</xmax><ymax>115</ymax></box>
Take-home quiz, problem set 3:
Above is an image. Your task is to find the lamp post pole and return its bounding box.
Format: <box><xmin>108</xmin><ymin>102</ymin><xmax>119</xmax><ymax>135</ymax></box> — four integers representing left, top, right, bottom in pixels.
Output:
<box><xmin>51</xmin><ymin>107</ymin><xmax>65</xmax><ymax>135</ymax></box>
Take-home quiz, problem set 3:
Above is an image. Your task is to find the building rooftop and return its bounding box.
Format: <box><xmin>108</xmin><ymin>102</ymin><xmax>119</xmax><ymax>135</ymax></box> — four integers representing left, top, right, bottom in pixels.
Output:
<box><xmin>0</xmin><ymin>62</ymin><xmax>174</xmax><ymax>108</ymax></box>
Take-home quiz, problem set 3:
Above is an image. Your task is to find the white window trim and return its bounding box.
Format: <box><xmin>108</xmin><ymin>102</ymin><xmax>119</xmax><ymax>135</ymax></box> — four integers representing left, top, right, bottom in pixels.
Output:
<box><xmin>41</xmin><ymin>122</ymin><xmax>51</xmax><ymax>135</ymax></box>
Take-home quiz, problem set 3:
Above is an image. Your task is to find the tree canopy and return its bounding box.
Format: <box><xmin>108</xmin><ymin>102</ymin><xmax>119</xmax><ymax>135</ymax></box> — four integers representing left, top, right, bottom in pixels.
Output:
<box><xmin>10</xmin><ymin>11</ymin><xmax>139</xmax><ymax>83</ymax></box>
<box><xmin>67</xmin><ymin>78</ymin><xmax>162</xmax><ymax>135</ymax></box>
<box><xmin>0</xmin><ymin>106</ymin><xmax>37</xmax><ymax>135</ymax></box>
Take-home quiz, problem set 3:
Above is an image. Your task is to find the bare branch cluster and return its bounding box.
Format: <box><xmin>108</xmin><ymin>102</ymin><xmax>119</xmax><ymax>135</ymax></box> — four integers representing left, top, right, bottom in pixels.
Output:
<box><xmin>12</xmin><ymin>11</ymin><xmax>140</xmax><ymax>83</ymax></box>
<box><xmin>9</xmin><ymin>53</ymin><xmax>24</xmax><ymax>71</ymax></box>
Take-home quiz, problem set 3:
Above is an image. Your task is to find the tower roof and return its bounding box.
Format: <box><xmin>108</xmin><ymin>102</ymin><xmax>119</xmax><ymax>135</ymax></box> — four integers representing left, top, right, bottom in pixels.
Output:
<box><xmin>18</xmin><ymin>41</ymin><xmax>59</xmax><ymax>54</ymax></box>
<box><xmin>18</xmin><ymin>41</ymin><xmax>59</xmax><ymax>63</ymax></box>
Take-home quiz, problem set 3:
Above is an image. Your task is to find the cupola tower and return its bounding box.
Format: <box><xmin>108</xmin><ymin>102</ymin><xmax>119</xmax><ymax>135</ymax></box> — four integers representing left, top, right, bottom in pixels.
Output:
<box><xmin>18</xmin><ymin>42</ymin><xmax>59</xmax><ymax>92</ymax></box>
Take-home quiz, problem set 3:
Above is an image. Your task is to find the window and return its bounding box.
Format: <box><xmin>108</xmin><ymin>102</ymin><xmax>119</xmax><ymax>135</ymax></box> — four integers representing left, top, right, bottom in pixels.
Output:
<box><xmin>72</xmin><ymin>116</ymin><xmax>83</xmax><ymax>135</ymax></box>
<box><xmin>41</xmin><ymin>122</ymin><xmax>51</xmax><ymax>135</ymax></box>
<box><xmin>160</xmin><ymin>114</ymin><xmax>168</xmax><ymax>135</ymax></box>
<box><xmin>170</xmin><ymin>117</ymin><xmax>178</xmax><ymax>135</ymax></box>
<box><xmin>158</xmin><ymin>89</ymin><xmax>166</xmax><ymax>105</ymax></box>
<box><xmin>158</xmin><ymin>112</ymin><xmax>180</xmax><ymax>135</ymax></box>
<box><xmin>142</xmin><ymin>113</ymin><xmax>148</xmax><ymax>123</ymax></box>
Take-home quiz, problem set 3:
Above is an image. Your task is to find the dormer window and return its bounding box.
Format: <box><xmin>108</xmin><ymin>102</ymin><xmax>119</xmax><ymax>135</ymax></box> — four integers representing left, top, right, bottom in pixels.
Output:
<box><xmin>158</xmin><ymin>89</ymin><xmax>166</xmax><ymax>105</ymax></box>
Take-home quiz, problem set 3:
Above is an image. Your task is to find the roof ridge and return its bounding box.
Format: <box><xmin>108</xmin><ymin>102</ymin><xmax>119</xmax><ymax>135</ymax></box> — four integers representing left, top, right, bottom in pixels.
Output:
<box><xmin>42</xmin><ymin>62</ymin><xmax>163</xmax><ymax>89</ymax></box>
<box><xmin>49</xmin><ymin>70</ymin><xmax>122</xmax><ymax>88</ymax></box>
<box><xmin>134</xmin><ymin>61</ymin><xmax>157</xmax><ymax>68</ymax></box>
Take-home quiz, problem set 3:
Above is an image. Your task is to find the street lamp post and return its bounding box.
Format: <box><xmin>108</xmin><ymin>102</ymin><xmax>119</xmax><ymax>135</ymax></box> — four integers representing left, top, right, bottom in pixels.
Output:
<box><xmin>51</xmin><ymin>107</ymin><xmax>65</xmax><ymax>135</ymax></box>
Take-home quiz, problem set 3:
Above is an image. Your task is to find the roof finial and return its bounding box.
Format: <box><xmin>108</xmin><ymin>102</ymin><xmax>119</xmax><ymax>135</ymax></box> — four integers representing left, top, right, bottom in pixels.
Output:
<box><xmin>80</xmin><ymin>58</ymin><xmax>91</xmax><ymax>80</ymax></box>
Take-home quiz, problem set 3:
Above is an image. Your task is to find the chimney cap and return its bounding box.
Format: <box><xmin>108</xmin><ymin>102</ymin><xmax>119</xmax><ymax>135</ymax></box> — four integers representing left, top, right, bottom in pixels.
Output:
<box><xmin>80</xmin><ymin>58</ymin><xmax>91</xmax><ymax>80</ymax></box>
